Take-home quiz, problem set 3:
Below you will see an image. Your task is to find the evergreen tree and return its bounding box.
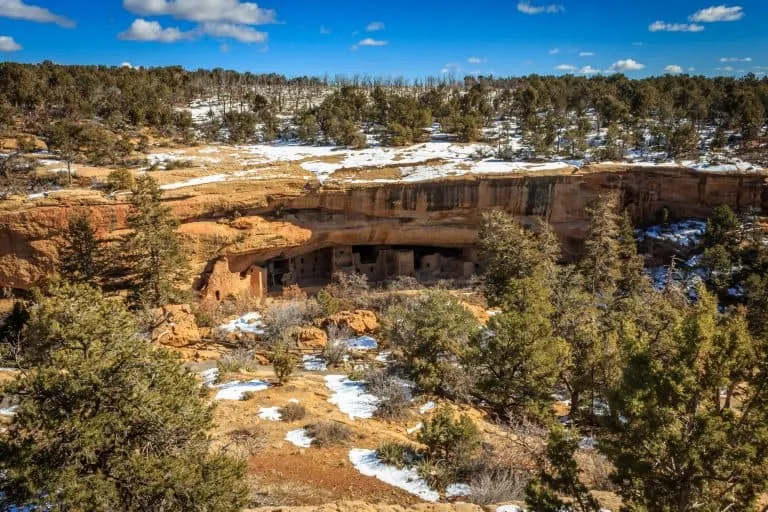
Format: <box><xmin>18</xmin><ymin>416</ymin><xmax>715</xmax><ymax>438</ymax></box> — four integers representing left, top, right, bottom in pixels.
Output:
<box><xmin>602</xmin><ymin>288</ymin><xmax>768</xmax><ymax>511</ymax></box>
<box><xmin>0</xmin><ymin>283</ymin><xmax>248</xmax><ymax>511</ymax></box>
<box><xmin>616</xmin><ymin>210</ymin><xmax>647</xmax><ymax>298</ymax></box>
<box><xmin>59</xmin><ymin>211</ymin><xmax>103</xmax><ymax>285</ymax></box>
<box><xmin>120</xmin><ymin>176</ymin><xmax>189</xmax><ymax>308</ymax></box>
<box><xmin>382</xmin><ymin>290</ymin><xmax>479</xmax><ymax>398</ymax></box>
<box><xmin>525</xmin><ymin>425</ymin><xmax>601</xmax><ymax>512</ymax></box>
<box><xmin>467</xmin><ymin>295</ymin><xmax>566</xmax><ymax>418</ymax></box>
<box><xmin>579</xmin><ymin>196</ymin><xmax>621</xmax><ymax>299</ymax></box>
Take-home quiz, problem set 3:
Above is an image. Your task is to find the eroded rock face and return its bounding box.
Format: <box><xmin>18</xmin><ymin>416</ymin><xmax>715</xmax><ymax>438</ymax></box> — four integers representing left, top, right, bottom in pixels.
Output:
<box><xmin>323</xmin><ymin>310</ymin><xmax>379</xmax><ymax>335</ymax></box>
<box><xmin>151</xmin><ymin>304</ymin><xmax>201</xmax><ymax>348</ymax></box>
<box><xmin>0</xmin><ymin>167</ymin><xmax>765</xmax><ymax>292</ymax></box>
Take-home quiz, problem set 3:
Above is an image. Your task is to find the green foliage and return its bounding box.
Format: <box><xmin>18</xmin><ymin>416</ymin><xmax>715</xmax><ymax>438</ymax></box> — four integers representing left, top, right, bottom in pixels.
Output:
<box><xmin>270</xmin><ymin>344</ymin><xmax>297</xmax><ymax>385</ymax></box>
<box><xmin>579</xmin><ymin>196</ymin><xmax>621</xmax><ymax>298</ymax></box>
<box><xmin>417</xmin><ymin>406</ymin><xmax>481</xmax><ymax>470</ymax></box>
<box><xmin>120</xmin><ymin>175</ymin><xmax>189</xmax><ymax>308</ymax></box>
<box><xmin>382</xmin><ymin>290</ymin><xmax>479</xmax><ymax>397</ymax></box>
<box><xmin>479</xmin><ymin>210</ymin><xmax>559</xmax><ymax>310</ymax></box>
<box><xmin>59</xmin><ymin>211</ymin><xmax>104</xmax><ymax>285</ymax></box>
<box><xmin>601</xmin><ymin>287</ymin><xmax>768</xmax><ymax>511</ymax></box>
<box><xmin>0</xmin><ymin>300</ymin><xmax>28</xmax><ymax>364</ymax></box>
<box><xmin>0</xmin><ymin>283</ymin><xmax>247</xmax><ymax>511</ymax></box>
<box><xmin>525</xmin><ymin>426</ymin><xmax>602</xmax><ymax>512</ymax></box>
<box><xmin>704</xmin><ymin>204</ymin><xmax>740</xmax><ymax>248</ymax></box>
<box><xmin>105</xmin><ymin>168</ymin><xmax>135</xmax><ymax>192</ymax></box>
<box><xmin>468</xmin><ymin>307</ymin><xmax>566</xmax><ymax>419</ymax></box>
<box><xmin>376</xmin><ymin>441</ymin><xmax>415</xmax><ymax>468</ymax></box>
<box><xmin>316</xmin><ymin>288</ymin><xmax>340</xmax><ymax>316</ymax></box>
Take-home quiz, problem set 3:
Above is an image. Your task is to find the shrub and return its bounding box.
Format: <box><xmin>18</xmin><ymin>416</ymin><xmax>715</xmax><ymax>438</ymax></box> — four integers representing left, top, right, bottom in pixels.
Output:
<box><xmin>270</xmin><ymin>345</ymin><xmax>297</xmax><ymax>385</ymax></box>
<box><xmin>240</xmin><ymin>391</ymin><xmax>258</xmax><ymax>401</ymax></box>
<box><xmin>263</xmin><ymin>301</ymin><xmax>309</xmax><ymax>345</ymax></box>
<box><xmin>226</xmin><ymin>426</ymin><xmax>266</xmax><ymax>457</ymax></box>
<box><xmin>376</xmin><ymin>442</ymin><xmax>416</xmax><ymax>468</ymax></box>
<box><xmin>418</xmin><ymin>407</ymin><xmax>482</xmax><ymax>470</ymax></box>
<box><xmin>388</xmin><ymin>275</ymin><xmax>422</xmax><ymax>291</ymax></box>
<box><xmin>316</xmin><ymin>288</ymin><xmax>340</xmax><ymax>316</ymax></box>
<box><xmin>305</xmin><ymin>421</ymin><xmax>352</xmax><ymax>447</ymax></box>
<box><xmin>279</xmin><ymin>402</ymin><xmax>306</xmax><ymax>422</ymax></box>
<box><xmin>323</xmin><ymin>324</ymin><xmax>352</xmax><ymax>367</ymax></box>
<box><xmin>216</xmin><ymin>349</ymin><xmax>259</xmax><ymax>381</ymax></box>
<box><xmin>468</xmin><ymin>468</ymin><xmax>528</xmax><ymax>505</ymax></box>
<box><xmin>105</xmin><ymin>168</ymin><xmax>134</xmax><ymax>192</ymax></box>
<box><xmin>366</xmin><ymin>369</ymin><xmax>411</xmax><ymax>420</ymax></box>
<box><xmin>416</xmin><ymin>458</ymin><xmax>455</xmax><ymax>492</ymax></box>
<box><xmin>328</xmin><ymin>271</ymin><xmax>369</xmax><ymax>299</ymax></box>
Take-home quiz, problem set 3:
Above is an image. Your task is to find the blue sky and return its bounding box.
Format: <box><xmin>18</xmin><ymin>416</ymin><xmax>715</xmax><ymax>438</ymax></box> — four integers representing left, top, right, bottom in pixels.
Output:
<box><xmin>0</xmin><ymin>0</ymin><xmax>765</xmax><ymax>78</ymax></box>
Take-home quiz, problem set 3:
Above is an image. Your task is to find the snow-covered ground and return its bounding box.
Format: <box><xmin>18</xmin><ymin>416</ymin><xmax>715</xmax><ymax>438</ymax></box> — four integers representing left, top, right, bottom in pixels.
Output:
<box><xmin>216</xmin><ymin>312</ymin><xmax>266</xmax><ymax>336</ymax></box>
<box><xmin>348</xmin><ymin>448</ymin><xmax>440</xmax><ymax>502</ymax></box>
<box><xmin>0</xmin><ymin>406</ymin><xmax>18</xmax><ymax>417</ymax></box>
<box><xmin>324</xmin><ymin>375</ymin><xmax>379</xmax><ymax>420</ymax></box>
<box><xmin>213</xmin><ymin>379</ymin><xmax>270</xmax><ymax>400</ymax></box>
<box><xmin>343</xmin><ymin>336</ymin><xmax>378</xmax><ymax>351</ymax></box>
<box><xmin>638</xmin><ymin>220</ymin><xmax>707</xmax><ymax>248</ymax></box>
<box><xmin>198</xmin><ymin>367</ymin><xmax>219</xmax><ymax>386</ymax></box>
<box><xmin>258</xmin><ymin>406</ymin><xmax>282</xmax><ymax>421</ymax></box>
<box><xmin>285</xmin><ymin>428</ymin><xmax>313</xmax><ymax>448</ymax></box>
<box><xmin>419</xmin><ymin>401</ymin><xmax>436</xmax><ymax>414</ymax></box>
<box><xmin>302</xmin><ymin>354</ymin><xmax>328</xmax><ymax>371</ymax></box>
<box><xmin>445</xmin><ymin>483</ymin><xmax>471</xmax><ymax>498</ymax></box>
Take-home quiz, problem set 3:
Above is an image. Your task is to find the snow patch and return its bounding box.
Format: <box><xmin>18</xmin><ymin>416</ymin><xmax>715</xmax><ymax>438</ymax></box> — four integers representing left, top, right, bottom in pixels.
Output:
<box><xmin>216</xmin><ymin>312</ymin><xmax>266</xmax><ymax>335</ymax></box>
<box><xmin>198</xmin><ymin>367</ymin><xmax>219</xmax><ymax>386</ymax></box>
<box><xmin>258</xmin><ymin>406</ymin><xmax>282</xmax><ymax>421</ymax></box>
<box><xmin>303</xmin><ymin>354</ymin><xmax>328</xmax><ymax>371</ymax></box>
<box><xmin>446</xmin><ymin>483</ymin><xmax>471</xmax><ymax>498</ymax></box>
<box><xmin>348</xmin><ymin>448</ymin><xmax>440</xmax><ymax>502</ymax></box>
<box><xmin>0</xmin><ymin>406</ymin><xmax>18</xmax><ymax>417</ymax></box>
<box><xmin>324</xmin><ymin>375</ymin><xmax>379</xmax><ymax>420</ymax></box>
<box><xmin>406</xmin><ymin>422</ymin><xmax>423</xmax><ymax>434</ymax></box>
<box><xmin>419</xmin><ymin>401</ymin><xmax>436</xmax><ymax>414</ymax></box>
<box><xmin>285</xmin><ymin>428</ymin><xmax>313</xmax><ymax>448</ymax></box>
<box><xmin>496</xmin><ymin>506</ymin><xmax>523</xmax><ymax>512</ymax></box>
<box><xmin>214</xmin><ymin>379</ymin><xmax>270</xmax><ymax>400</ymax></box>
<box><xmin>343</xmin><ymin>335</ymin><xmax>378</xmax><ymax>351</ymax></box>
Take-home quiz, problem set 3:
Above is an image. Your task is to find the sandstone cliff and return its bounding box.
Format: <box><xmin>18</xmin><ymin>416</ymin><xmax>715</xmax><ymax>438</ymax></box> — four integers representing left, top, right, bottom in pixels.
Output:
<box><xmin>0</xmin><ymin>166</ymin><xmax>765</xmax><ymax>292</ymax></box>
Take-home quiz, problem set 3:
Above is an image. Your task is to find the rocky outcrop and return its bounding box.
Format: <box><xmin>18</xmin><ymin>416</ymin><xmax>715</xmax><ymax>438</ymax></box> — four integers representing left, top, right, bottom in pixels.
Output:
<box><xmin>151</xmin><ymin>304</ymin><xmax>201</xmax><ymax>348</ymax></box>
<box><xmin>323</xmin><ymin>310</ymin><xmax>379</xmax><ymax>335</ymax></box>
<box><xmin>247</xmin><ymin>502</ymin><xmax>487</xmax><ymax>512</ymax></box>
<box><xmin>0</xmin><ymin>166</ymin><xmax>765</xmax><ymax>292</ymax></box>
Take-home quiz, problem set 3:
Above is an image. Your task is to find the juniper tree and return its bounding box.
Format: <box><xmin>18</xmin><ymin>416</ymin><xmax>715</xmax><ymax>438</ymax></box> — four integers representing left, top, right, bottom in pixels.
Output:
<box><xmin>602</xmin><ymin>287</ymin><xmax>768</xmax><ymax>511</ymax></box>
<box><xmin>525</xmin><ymin>425</ymin><xmax>601</xmax><ymax>512</ymax></box>
<box><xmin>121</xmin><ymin>175</ymin><xmax>189</xmax><ymax>309</ymax></box>
<box><xmin>382</xmin><ymin>290</ymin><xmax>479</xmax><ymax>398</ymax></box>
<box><xmin>0</xmin><ymin>283</ymin><xmax>248</xmax><ymax>511</ymax></box>
<box><xmin>579</xmin><ymin>196</ymin><xmax>621</xmax><ymax>299</ymax></box>
<box><xmin>59</xmin><ymin>211</ymin><xmax>103</xmax><ymax>285</ymax></box>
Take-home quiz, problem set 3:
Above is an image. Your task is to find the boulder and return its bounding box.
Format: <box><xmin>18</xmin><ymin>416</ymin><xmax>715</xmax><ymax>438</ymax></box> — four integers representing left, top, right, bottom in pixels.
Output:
<box><xmin>151</xmin><ymin>304</ymin><xmax>201</xmax><ymax>348</ymax></box>
<box><xmin>324</xmin><ymin>310</ymin><xmax>379</xmax><ymax>335</ymax></box>
<box><xmin>295</xmin><ymin>326</ymin><xmax>328</xmax><ymax>351</ymax></box>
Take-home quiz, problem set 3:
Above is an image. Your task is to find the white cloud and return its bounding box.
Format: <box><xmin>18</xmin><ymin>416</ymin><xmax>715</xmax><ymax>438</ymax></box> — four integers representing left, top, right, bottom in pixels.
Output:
<box><xmin>357</xmin><ymin>37</ymin><xmax>386</xmax><ymax>47</ymax></box>
<box><xmin>719</xmin><ymin>57</ymin><xmax>751</xmax><ymax>62</ymax></box>
<box><xmin>608</xmin><ymin>58</ymin><xmax>645</xmax><ymax>72</ymax></box>
<box><xmin>0</xmin><ymin>35</ymin><xmax>20</xmax><ymax>51</ymax></box>
<box><xmin>717</xmin><ymin>66</ymin><xmax>735</xmax><ymax>72</ymax></box>
<box><xmin>468</xmin><ymin>56</ymin><xmax>483</xmax><ymax>64</ymax></box>
<box><xmin>123</xmin><ymin>0</ymin><xmax>276</xmax><ymax>24</ymax></box>
<box><xmin>119</xmin><ymin>18</ymin><xmax>192</xmax><ymax>42</ymax></box>
<box><xmin>517</xmin><ymin>1</ymin><xmax>564</xmax><ymax>15</ymax></box>
<box><xmin>579</xmin><ymin>51</ymin><xmax>594</xmax><ymax>57</ymax></box>
<box><xmin>119</xmin><ymin>61</ymin><xmax>134</xmax><ymax>68</ymax></box>
<box><xmin>440</xmin><ymin>63</ymin><xmax>460</xmax><ymax>74</ymax></box>
<box><xmin>690</xmin><ymin>5</ymin><xmax>744</xmax><ymax>23</ymax></box>
<box><xmin>579</xmin><ymin>65</ymin><xmax>601</xmax><ymax>75</ymax></box>
<box><xmin>632</xmin><ymin>41</ymin><xmax>644</xmax><ymax>46</ymax></box>
<box><xmin>555</xmin><ymin>64</ymin><xmax>576</xmax><ymax>71</ymax></box>
<box><xmin>365</xmin><ymin>21</ymin><xmax>384</xmax><ymax>32</ymax></box>
<box><xmin>0</xmin><ymin>0</ymin><xmax>74</xmax><ymax>27</ymax></box>
<box><xmin>649</xmin><ymin>21</ymin><xmax>704</xmax><ymax>32</ymax></box>
<box><xmin>201</xmin><ymin>22</ymin><xmax>267</xmax><ymax>42</ymax></box>
<box><xmin>548</xmin><ymin>47</ymin><xmax>560</xmax><ymax>55</ymax></box>
<box><xmin>664</xmin><ymin>64</ymin><xmax>683</xmax><ymax>74</ymax></box>
<box><xmin>319</xmin><ymin>25</ymin><xmax>331</xmax><ymax>35</ymax></box>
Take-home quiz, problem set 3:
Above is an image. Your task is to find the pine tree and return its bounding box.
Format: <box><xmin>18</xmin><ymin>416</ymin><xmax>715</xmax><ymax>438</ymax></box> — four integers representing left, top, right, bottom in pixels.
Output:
<box><xmin>121</xmin><ymin>176</ymin><xmax>189</xmax><ymax>308</ymax></box>
<box><xmin>579</xmin><ymin>196</ymin><xmax>621</xmax><ymax>299</ymax></box>
<box><xmin>0</xmin><ymin>283</ymin><xmax>248</xmax><ymax>511</ymax></box>
<box><xmin>525</xmin><ymin>425</ymin><xmax>602</xmax><ymax>512</ymax></box>
<box><xmin>616</xmin><ymin>210</ymin><xmax>647</xmax><ymax>298</ymax></box>
<box><xmin>59</xmin><ymin>211</ymin><xmax>103</xmax><ymax>285</ymax></box>
<box><xmin>602</xmin><ymin>287</ymin><xmax>768</xmax><ymax>510</ymax></box>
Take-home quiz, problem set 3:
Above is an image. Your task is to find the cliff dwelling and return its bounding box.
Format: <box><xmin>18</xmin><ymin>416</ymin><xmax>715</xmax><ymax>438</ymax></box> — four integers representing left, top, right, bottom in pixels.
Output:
<box><xmin>201</xmin><ymin>244</ymin><xmax>480</xmax><ymax>301</ymax></box>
